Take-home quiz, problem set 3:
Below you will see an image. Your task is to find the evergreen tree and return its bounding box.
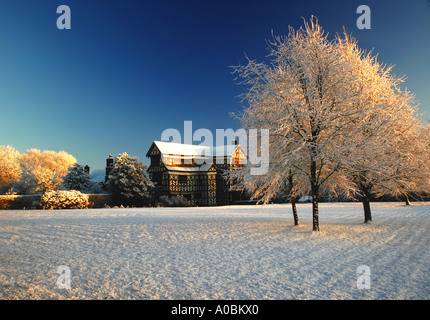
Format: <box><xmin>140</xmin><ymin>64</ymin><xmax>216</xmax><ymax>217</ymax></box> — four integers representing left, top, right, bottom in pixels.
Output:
<box><xmin>107</xmin><ymin>152</ymin><xmax>154</xmax><ymax>206</ymax></box>
<box><xmin>63</xmin><ymin>163</ymin><xmax>94</xmax><ymax>193</ymax></box>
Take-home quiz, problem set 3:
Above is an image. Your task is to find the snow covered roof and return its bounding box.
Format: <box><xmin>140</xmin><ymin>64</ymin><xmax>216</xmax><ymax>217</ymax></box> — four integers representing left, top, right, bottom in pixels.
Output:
<box><xmin>154</xmin><ymin>141</ymin><xmax>210</xmax><ymax>156</ymax></box>
<box><xmin>153</xmin><ymin>141</ymin><xmax>242</xmax><ymax>157</ymax></box>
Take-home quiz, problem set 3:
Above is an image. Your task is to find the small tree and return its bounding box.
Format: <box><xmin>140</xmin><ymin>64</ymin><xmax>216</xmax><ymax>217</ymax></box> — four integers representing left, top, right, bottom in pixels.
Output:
<box><xmin>107</xmin><ymin>152</ymin><xmax>154</xmax><ymax>206</ymax></box>
<box><xmin>62</xmin><ymin>163</ymin><xmax>94</xmax><ymax>193</ymax></box>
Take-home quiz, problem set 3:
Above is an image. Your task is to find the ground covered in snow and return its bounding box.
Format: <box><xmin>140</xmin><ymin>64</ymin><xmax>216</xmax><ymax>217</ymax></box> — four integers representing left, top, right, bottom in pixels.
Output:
<box><xmin>0</xmin><ymin>202</ymin><xmax>429</xmax><ymax>300</ymax></box>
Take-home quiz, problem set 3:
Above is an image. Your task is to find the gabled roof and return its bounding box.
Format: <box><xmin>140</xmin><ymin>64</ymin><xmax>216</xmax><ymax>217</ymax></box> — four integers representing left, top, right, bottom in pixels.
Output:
<box><xmin>152</xmin><ymin>141</ymin><xmax>245</xmax><ymax>157</ymax></box>
<box><xmin>154</xmin><ymin>141</ymin><xmax>210</xmax><ymax>156</ymax></box>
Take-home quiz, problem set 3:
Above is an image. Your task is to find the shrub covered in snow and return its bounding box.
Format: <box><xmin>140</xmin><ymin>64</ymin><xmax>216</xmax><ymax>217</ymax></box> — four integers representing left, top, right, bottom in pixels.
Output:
<box><xmin>41</xmin><ymin>190</ymin><xmax>89</xmax><ymax>210</ymax></box>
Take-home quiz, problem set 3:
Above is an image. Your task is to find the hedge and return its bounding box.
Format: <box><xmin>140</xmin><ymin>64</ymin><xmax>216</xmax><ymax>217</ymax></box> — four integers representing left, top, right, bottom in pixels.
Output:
<box><xmin>0</xmin><ymin>195</ymin><xmax>41</xmax><ymax>210</ymax></box>
<box><xmin>0</xmin><ymin>193</ymin><xmax>111</xmax><ymax>210</ymax></box>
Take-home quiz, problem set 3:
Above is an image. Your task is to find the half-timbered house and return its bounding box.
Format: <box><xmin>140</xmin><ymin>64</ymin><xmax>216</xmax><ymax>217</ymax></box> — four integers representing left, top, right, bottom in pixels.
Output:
<box><xmin>146</xmin><ymin>141</ymin><xmax>247</xmax><ymax>206</ymax></box>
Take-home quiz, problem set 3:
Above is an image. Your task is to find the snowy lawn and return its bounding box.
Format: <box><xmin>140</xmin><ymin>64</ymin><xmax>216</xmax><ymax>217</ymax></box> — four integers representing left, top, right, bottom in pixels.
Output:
<box><xmin>0</xmin><ymin>202</ymin><xmax>429</xmax><ymax>300</ymax></box>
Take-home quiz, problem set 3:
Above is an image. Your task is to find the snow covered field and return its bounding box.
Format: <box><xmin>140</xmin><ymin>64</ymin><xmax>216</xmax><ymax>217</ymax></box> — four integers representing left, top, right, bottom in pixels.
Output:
<box><xmin>0</xmin><ymin>202</ymin><xmax>429</xmax><ymax>300</ymax></box>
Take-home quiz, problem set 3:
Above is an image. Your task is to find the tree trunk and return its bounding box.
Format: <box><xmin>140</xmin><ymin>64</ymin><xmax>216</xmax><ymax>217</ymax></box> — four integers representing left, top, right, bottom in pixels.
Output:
<box><xmin>312</xmin><ymin>195</ymin><xmax>320</xmax><ymax>231</ymax></box>
<box><xmin>404</xmin><ymin>193</ymin><xmax>411</xmax><ymax>206</ymax></box>
<box><xmin>291</xmin><ymin>197</ymin><xmax>300</xmax><ymax>226</ymax></box>
<box><xmin>362</xmin><ymin>195</ymin><xmax>372</xmax><ymax>223</ymax></box>
<box><xmin>310</xmin><ymin>161</ymin><xmax>320</xmax><ymax>232</ymax></box>
<box><xmin>308</xmin><ymin>113</ymin><xmax>320</xmax><ymax>232</ymax></box>
<box><xmin>312</xmin><ymin>191</ymin><xmax>319</xmax><ymax>231</ymax></box>
<box><xmin>288</xmin><ymin>175</ymin><xmax>299</xmax><ymax>226</ymax></box>
<box><xmin>356</xmin><ymin>174</ymin><xmax>373</xmax><ymax>224</ymax></box>
<box><xmin>361</xmin><ymin>186</ymin><xmax>372</xmax><ymax>223</ymax></box>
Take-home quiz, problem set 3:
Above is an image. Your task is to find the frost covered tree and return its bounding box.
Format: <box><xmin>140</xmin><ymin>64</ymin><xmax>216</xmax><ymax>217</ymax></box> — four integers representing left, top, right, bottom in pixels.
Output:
<box><xmin>231</xmin><ymin>17</ymin><xmax>366</xmax><ymax>231</ymax></box>
<box><xmin>0</xmin><ymin>145</ymin><xmax>22</xmax><ymax>194</ymax></box>
<box><xmin>374</xmin><ymin>122</ymin><xmax>430</xmax><ymax>206</ymax></box>
<box><xmin>343</xmin><ymin>115</ymin><xmax>427</xmax><ymax>222</ymax></box>
<box><xmin>336</xmin><ymin>34</ymin><xmax>428</xmax><ymax>222</ymax></box>
<box><xmin>62</xmin><ymin>163</ymin><xmax>94</xmax><ymax>193</ymax></box>
<box><xmin>107</xmin><ymin>152</ymin><xmax>154</xmax><ymax>206</ymax></box>
<box><xmin>231</xmin><ymin>18</ymin><xmax>428</xmax><ymax>230</ymax></box>
<box><xmin>18</xmin><ymin>149</ymin><xmax>76</xmax><ymax>194</ymax></box>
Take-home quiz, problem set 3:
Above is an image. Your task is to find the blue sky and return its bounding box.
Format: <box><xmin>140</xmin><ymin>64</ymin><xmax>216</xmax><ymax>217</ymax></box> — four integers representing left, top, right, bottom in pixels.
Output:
<box><xmin>0</xmin><ymin>0</ymin><xmax>429</xmax><ymax>170</ymax></box>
